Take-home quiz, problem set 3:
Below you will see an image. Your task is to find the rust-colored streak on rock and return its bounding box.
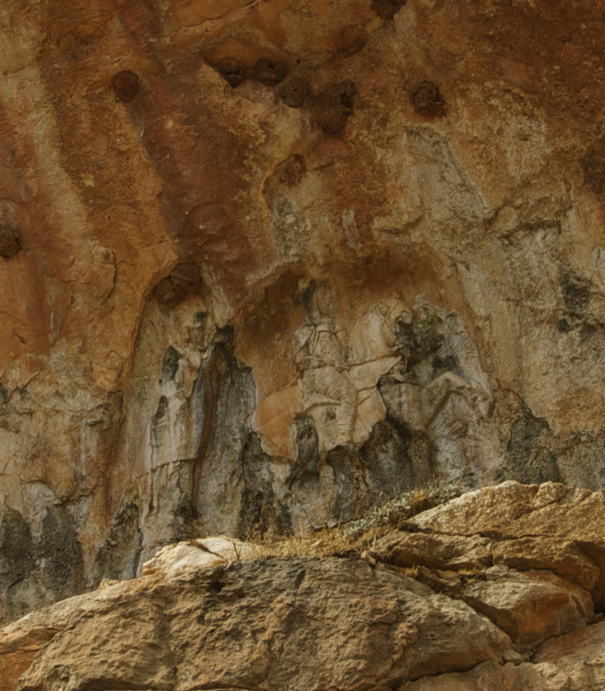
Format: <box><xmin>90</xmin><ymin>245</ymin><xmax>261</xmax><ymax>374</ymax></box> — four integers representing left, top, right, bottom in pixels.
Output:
<box><xmin>127</xmin><ymin>64</ymin><xmax>270</xmax><ymax>299</ymax></box>
<box><xmin>183</xmin><ymin>202</ymin><xmax>257</xmax><ymax>299</ymax></box>
<box><xmin>237</xmin><ymin>269</ymin><xmax>305</xmax><ymax>397</ymax></box>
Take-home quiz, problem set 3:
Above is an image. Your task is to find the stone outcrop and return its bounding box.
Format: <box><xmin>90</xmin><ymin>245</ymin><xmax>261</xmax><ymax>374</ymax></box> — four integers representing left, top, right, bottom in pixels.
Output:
<box><xmin>141</xmin><ymin>535</ymin><xmax>258</xmax><ymax>579</ymax></box>
<box><xmin>409</xmin><ymin>480</ymin><xmax>605</xmax><ymax>601</ymax></box>
<box><xmin>2</xmin><ymin>559</ymin><xmax>513</xmax><ymax>691</ymax></box>
<box><xmin>3</xmin><ymin>0</ymin><xmax>605</xmax><ymax>630</ymax></box>
<box><xmin>5</xmin><ymin>482</ymin><xmax>605</xmax><ymax>690</ymax></box>
<box><xmin>400</xmin><ymin>621</ymin><xmax>605</xmax><ymax>690</ymax></box>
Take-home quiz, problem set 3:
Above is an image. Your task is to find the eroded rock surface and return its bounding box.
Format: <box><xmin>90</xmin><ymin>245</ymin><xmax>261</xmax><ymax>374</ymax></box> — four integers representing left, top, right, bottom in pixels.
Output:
<box><xmin>2</xmin><ymin>0</ymin><xmax>605</xmax><ymax>625</ymax></box>
<box><xmin>400</xmin><ymin>621</ymin><xmax>605</xmax><ymax>690</ymax></box>
<box><xmin>2</xmin><ymin>558</ymin><xmax>512</xmax><ymax>691</ymax></box>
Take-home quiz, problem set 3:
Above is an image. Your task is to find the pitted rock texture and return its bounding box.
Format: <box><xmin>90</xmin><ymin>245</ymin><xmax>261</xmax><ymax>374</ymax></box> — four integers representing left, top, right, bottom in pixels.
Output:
<box><xmin>6</xmin><ymin>482</ymin><xmax>605</xmax><ymax>690</ymax></box>
<box><xmin>3</xmin><ymin>0</ymin><xmax>605</xmax><ymax>623</ymax></box>
<box><xmin>2</xmin><ymin>558</ymin><xmax>512</xmax><ymax>691</ymax></box>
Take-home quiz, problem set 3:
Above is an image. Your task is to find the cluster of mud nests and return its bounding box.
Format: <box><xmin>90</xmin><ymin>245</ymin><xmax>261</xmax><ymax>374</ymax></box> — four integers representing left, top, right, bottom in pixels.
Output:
<box><xmin>108</xmin><ymin>0</ymin><xmax>446</xmax><ymax>146</ymax></box>
<box><xmin>312</xmin><ymin>81</ymin><xmax>357</xmax><ymax>135</ymax></box>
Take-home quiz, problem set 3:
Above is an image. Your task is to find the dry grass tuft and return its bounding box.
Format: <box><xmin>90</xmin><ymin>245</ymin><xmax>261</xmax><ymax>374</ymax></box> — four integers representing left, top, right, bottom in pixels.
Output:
<box><xmin>245</xmin><ymin>482</ymin><xmax>463</xmax><ymax>561</ymax></box>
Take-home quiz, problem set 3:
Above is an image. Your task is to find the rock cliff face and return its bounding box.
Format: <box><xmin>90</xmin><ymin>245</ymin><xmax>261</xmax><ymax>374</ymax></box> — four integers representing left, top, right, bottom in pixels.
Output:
<box><xmin>2</xmin><ymin>0</ymin><xmax>605</xmax><ymax>632</ymax></box>
<box><xmin>4</xmin><ymin>482</ymin><xmax>605</xmax><ymax>691</ymax></box>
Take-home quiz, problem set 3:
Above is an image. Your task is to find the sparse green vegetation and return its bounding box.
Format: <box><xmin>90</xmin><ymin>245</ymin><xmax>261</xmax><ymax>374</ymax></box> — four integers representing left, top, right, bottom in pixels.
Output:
<box><xmin>342</xmin><ymin>482</ymin><xmax>462</xmax><ymax>541</ymax></box>
<box><xmin>419</xmin><ymin>312</ymin><xmax>444</xmax><ymax>328</ymax></box>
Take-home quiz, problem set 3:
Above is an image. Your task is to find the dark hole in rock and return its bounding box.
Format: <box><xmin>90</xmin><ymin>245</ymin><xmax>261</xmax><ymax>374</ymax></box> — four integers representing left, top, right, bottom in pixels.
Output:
<box><xmin>411</xmin><ymin>80</ymin><xmax>446</xmax><ymax>117</ymax></box>
<box><xmin>277</xmin><ymin>154</ymin><xmax>307</xmax><ymax>187</ymax></box>
<box><xmin>340</xmin><ymin>91</ymin><xmax>354</xmax><ymax>109</ymax></box>
<box><xmin>371</xmin><ymin>0</ymin><xmax>406</xmax><ymax>20</ymax></box>
<box><xmin>215</xmin><ymin>59</ymin><xmax>245</xmax><ymax>88</ymax></box>
<box><xmin>294</xmin><ymin>569</ymin><xmax>306</xmax><ymax>589</ymax></box>
<box><xmin>255</xmin><ymin>59</ymin><xmax>287</xmax><ymax>87</ymax></box>
<box><xmin>154</xmin><ymin>395</ymin><xmax>168</xmax><ymax>421</ymax></box>
<box><xmin>209</xmin><ymin>570</ymin><xmax>225</xmax><ymax>594</ymax></box>
<box><xmin>112</xmin><ymin>70</ymin><xmax>139</xmax><ymax>102</ymax></box>
<box><xmin>557</xmin><ymin>319</ymin><xmax>571</xmax><ymax>333</ymax></box>
<box><xmin>313</xmin><ymin>81</ymin><xmax>357</xmax><ymax>136</ymax></box>
<box><xmin>561</xmin><ymin>272</ymin><xmax>591</xmax><ymax>314</ymax></box>
<box><xmin>0</xmin><ymin>224</ymin><xmax>20</xmax><ymax>259</ymax></box>
<box><xmin>153</xmin><ymin>263</ymin><xmax>201</xmax><ymax>308</ymax></box>
<box><xmin>278</xmin><ymin>74</ymin><xmax>309</xmax><ymax>108</ymax></box>
<box><xmin>161</xmin><ymin>346</ymin><xmax>182</xmax><ymax>382</ymax></box>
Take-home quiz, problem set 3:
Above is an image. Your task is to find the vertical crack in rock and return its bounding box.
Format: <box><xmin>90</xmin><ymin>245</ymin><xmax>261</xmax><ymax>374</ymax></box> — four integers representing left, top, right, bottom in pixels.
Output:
<box><xmin>188</xmin><ymin>325</ymin><xmax>254</xmax><ymax>528</ymax></box>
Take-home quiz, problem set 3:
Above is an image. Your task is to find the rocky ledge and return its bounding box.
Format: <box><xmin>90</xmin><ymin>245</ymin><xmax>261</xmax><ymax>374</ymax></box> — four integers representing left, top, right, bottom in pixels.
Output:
<box><xmin>3</xmin><ymin>481</ymin><xmax>605</xmax><ymax>691</ymax></box>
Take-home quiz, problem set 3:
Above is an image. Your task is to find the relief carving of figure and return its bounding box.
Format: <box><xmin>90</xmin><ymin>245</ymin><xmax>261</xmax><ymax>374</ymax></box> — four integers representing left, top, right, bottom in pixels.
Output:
<box><xmin>292</xmin><ymin>282</ymin><xmax>356</xmax><ymax>457</ymax></box>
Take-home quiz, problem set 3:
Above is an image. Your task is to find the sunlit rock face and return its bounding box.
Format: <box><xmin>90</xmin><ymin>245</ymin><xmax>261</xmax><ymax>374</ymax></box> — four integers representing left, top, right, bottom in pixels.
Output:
<box><xmin>2</xmin><ymin>0</ymin><xmax>605</xmax><ymax>622</ymax></box>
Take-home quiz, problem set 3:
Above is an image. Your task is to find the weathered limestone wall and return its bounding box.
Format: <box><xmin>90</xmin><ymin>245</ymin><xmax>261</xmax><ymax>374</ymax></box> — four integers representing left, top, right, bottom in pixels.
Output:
<box><xmin>2</xmin><ymin>0</ymin><xmax>605</xmax><ymax>623</ymax></box>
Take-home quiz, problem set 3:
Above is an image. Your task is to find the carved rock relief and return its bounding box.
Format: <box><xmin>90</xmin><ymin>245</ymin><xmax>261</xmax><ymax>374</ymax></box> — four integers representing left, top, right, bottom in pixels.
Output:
<box><xmin>253</xmin><ymin>281</ymin><xmax>495</xmax><ymax>489</ymax></box>
<box><xmin>101</xmin><ymin>270</ymin><xmax>498</xmax><ymax>562</ymax></box>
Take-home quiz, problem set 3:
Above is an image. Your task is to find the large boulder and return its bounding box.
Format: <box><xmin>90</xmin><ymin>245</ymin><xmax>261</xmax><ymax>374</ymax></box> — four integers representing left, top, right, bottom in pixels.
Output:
<box><xmin>2</xmin><ymin>558</ymin><xmax>511</xmax><ymax>691</ymax></box>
